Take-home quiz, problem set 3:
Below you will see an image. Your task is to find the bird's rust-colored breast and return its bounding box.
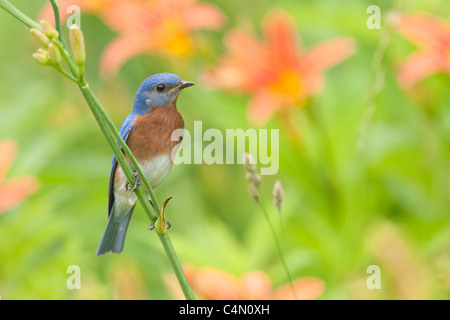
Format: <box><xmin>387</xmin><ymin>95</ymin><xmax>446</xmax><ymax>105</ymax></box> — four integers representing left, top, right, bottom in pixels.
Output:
<box><xmin>126</xmin><ymin>103</ymin><xmax>184</xmax><ymax>162</ymax></box>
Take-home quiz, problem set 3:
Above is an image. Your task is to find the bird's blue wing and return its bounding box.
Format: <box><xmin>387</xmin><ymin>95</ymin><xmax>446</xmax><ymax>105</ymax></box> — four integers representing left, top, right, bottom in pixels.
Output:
<box><xmin>107</xmin><ymin>113</ymin><xmax>135</xmax><ymax>216</ymax></box>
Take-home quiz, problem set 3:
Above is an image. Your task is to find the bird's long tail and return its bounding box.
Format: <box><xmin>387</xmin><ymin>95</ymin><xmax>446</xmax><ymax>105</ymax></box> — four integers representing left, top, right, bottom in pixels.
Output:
<box><xmin>96</xmin><ymin>205</ymin><xmax>135</xmax><ymax>255</ymax></box>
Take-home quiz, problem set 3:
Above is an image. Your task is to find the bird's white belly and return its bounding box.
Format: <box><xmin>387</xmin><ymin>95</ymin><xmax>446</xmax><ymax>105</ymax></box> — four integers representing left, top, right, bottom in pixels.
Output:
<box><xmin>139</xmin><ymin>155</ymin><xmax>173</xmax><ymax>188</ymax></box>
<box><xmin>113</xmin><ymin>155</ymin><xmax>172</xmax><ymax>216</ymax></box>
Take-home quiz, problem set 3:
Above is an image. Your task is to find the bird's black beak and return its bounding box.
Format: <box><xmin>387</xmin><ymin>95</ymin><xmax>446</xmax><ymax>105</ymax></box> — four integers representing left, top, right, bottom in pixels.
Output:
<box><xmin>179</xmin><ymin>80</ymin><xmax>195</xmax><ymax>89</ymax></box>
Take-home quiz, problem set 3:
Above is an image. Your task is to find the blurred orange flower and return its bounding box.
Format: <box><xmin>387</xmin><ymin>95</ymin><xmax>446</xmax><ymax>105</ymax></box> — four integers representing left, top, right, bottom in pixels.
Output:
<box><xmin>202</xmin><ymin>10</ymin><xmax>355</xmax><ymax>125</ymax></box>
<box><xmin>395</xmin><ymin>13</ymin><xmax>450</xmax><ymax>88</ymax></box>
<box><xmin>165</xmin><ymin>265</ymin><xmax>325</xmax><ymax>300</ymax></box>
<box><xmin>0</xmin><ymin>140</ymin><xmax>38</xmax><ymax>215</ymax></box>
<box><xmin>40</xmin><ymin>0</ymin><xmax>226</xmax><ymax>77</ymax></box>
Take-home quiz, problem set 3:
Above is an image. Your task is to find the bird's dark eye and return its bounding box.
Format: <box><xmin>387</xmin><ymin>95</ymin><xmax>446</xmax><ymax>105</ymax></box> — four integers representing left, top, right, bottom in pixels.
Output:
<box><xmin>156</xmin><ymin>84</ymin><xmax>165</xmax><ymax>92</ymax></box>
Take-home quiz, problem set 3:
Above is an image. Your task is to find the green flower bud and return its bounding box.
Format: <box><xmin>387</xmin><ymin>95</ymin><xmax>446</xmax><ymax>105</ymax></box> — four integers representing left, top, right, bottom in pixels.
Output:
<box><xmin>37</xmin><ymin>48</ymin><xmax>48</xmax><ymax>55</ymax></box>
<box><xmin>40</xmin><ymin>20</ymin><xmax>59</xmax><ymax>40</ymax></box>
<box><xmin>30</xmin><ymin>28</ymin><xmax>50</xmax><ymax>47</ymax></box>
<box><xmin>32</xmin><ymin>52</ymin><xmax>48</xmax><ymax>65</ymax></box>
<box><xmin>69</xmin><ymin>25</ymin><xmax>86</xmax><ymax>66</ymax></box>
<box><xmin>48</xmin><ymin>42</ymin><xmax>61</xmax><ymax>66</ymax></box>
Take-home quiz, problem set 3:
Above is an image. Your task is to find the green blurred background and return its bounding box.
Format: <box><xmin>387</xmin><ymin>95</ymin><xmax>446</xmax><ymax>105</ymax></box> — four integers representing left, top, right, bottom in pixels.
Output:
<box><xmin>0</xmin><ymin>0</ymin><xmax>449</xmax><ymax>299</ymax></box>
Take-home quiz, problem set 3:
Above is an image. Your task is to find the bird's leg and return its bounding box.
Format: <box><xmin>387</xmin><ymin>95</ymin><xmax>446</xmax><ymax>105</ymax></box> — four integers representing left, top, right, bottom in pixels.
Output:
<box><xmin>146</xmin><ymin>193</ymin><xmax>157</xmax><ymax>230</ymax></box>
<box><xmin>126</xmin><ymin>171</ymin><xmax>141</xmax><ymax>192</ymax></box>
<box><xmin>147</xmin><ymin>194</ymin><xmax>155</xmax><ymax>210</ymax></box>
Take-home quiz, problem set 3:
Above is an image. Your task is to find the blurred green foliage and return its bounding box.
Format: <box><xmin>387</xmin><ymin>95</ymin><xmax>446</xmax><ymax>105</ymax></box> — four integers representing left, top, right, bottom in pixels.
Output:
<box><xmin>0</xmin><ymin>0</ymin><xmax>450</xmax><ymax>299</ymax></box>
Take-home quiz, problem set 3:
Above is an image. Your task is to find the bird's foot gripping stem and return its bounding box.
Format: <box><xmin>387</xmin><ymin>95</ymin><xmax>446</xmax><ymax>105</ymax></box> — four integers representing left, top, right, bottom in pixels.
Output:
<box><xmin>147</xmin><ymin>219</ymin><xmax>171</xmax><ymax>231</ymax></box>
<box><xmin>147</xmin><ymin>216</ymin><xmax>157</xmax><ymax>231</ymax></box>
<box><xmin>147</xmin><ymin>196</ymin><xmax>172</xmax><ymax>233</ymax></box>
<box><xmin>126</xmin><ymin>172</ymin><xmax>141</xmax><ymax>192</ymax></box>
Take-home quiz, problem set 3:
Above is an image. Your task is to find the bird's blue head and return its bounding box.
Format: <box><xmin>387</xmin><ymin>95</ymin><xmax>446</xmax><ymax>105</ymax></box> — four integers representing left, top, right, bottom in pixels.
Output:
<box><xmin>133</xmin><ymin>73</ymin><xmax>194</xmax><ymax>114</ymax></box>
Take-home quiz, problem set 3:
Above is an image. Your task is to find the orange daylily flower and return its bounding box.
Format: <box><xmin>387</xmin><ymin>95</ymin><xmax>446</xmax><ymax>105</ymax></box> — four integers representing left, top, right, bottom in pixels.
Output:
<box><xmin>165</xmin><ymin>265</ymin><xmax>325</xmax><ymax>300</ymax></box>
<box><xmin>202</xmin><ymin>10</ymin><xmax>355</xmax><ymax>125</ymax></box>
<box><xmin>40</xmin><ymin>0</ymin><xmax>226</xmax><ymax>77</ymax></box>
<box><xmin>395</xmin><ymin>13</ymin><xmax>450</xmax><ymax>88</ymax></box>
<box><xmin>0</xmin><ymin>140</ymin><xmax>38</xmax><ymax>214</ymax></box>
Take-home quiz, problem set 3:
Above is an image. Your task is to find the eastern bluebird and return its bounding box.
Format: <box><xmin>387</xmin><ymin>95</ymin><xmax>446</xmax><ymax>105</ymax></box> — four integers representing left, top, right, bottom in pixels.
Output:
<box><xmin>96</xmin><ymin>73</ymin><xmax>194</xmax><ymax>255</ymax></box>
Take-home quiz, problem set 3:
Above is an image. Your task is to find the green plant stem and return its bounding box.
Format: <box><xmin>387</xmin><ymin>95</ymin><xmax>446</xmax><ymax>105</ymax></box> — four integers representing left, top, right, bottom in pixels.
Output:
<box><xmin>0</xmin><ymin>0</ymin><xmax>41</xmax><ymax>29</ymax></box>
<box><xmin>49</xmin><ymin>0</ymin><xmax>70</xmax><ymax>53</ymax></box>
<box><xmin>0</xmin><ymin>0</ymin><xmax>195</xmax><ymax>300</ymax></box>
<box><xmin>159</xmin><ymin>232</ymin><xmax>194</xmax><ymax>299</ymax></box>
<box><xmin>54</xmin><ymin>65</ymin><xmax>78</xmax><ymax>82</ymax></box>
<box><xmin>258</xmin><ymin>192</ymin><xmax>298</xmax><ymax>299</ymax></box>
<box><xmin>53</xmin><ymin>40</ymin><xmax>78</xmax><ymax>76</ymax></box>
<box><xmin>356</xmin><ymin>1</ymin><xmax>403</xmax><ymax>154</ymax></box>
<box><xmin>49</xmin><ymin>0</ymin><xmax>78</xmax><ymax>79</ymax></box>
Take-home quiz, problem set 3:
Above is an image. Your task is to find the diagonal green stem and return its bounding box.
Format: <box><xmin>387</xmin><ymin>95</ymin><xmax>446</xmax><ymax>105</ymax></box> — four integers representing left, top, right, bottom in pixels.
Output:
<box><xmin>0</xmin><ymin>0</ymin><xmax>195</xmax><ymax>300</ymax></box>
<box><xmin>0</xmin><ymin>0</ymin><xmax>41</xmax><ymax>29</ymax></box>
<box><xmin>258</xmin><ymin>192</ymin><xmax>298</xmax><ymax>299</ymax></box>
<box><xmin>49</xmin><ymin>0</ymin><xmax>69</xmax><ymax>52</ymax></box>
<box><xmin>49</xmin><ymin>0</ymin><xmax>78</xmax><ymax>77</ymax></box>
<box><xmin>356</xmin><ymin>1</ymin><xmax>403</xmax><ymax>153</ymax></box>
<box><xmin>53</xmin><ymin>40</ymin><xmax>78</xmax><ymax>76</ymax></box>
<box><xmin>54</xmin><ymin>65</ymin><xmax>78</xmax><ymax>82</ymax></box>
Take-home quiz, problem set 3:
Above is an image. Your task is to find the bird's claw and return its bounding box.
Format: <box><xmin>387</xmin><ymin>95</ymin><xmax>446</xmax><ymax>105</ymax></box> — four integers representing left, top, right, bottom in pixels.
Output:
<box><xmin>126</xmin><ymin>172</ymin><xmax>141</xmax><ymax>192</ymax></box>
<box><xmin>147</xmin><ymin>216</ymin><xmax>157</xmax><ymax>231</ymax></box>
